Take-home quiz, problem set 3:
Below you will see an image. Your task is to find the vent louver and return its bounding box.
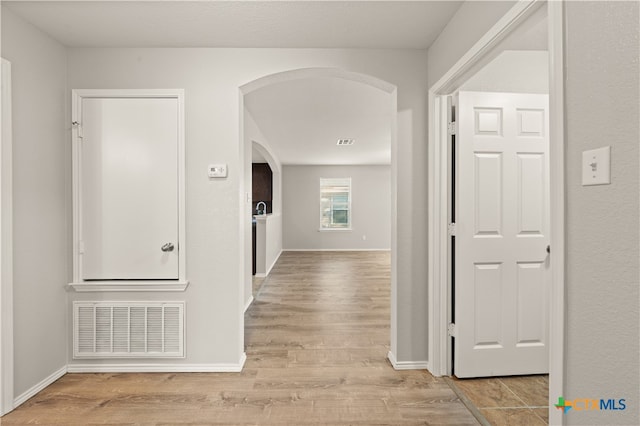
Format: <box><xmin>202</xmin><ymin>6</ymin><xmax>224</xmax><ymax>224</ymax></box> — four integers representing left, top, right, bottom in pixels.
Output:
<box><xmin>74</xmin><ymin>302</ymin><xmax>185</xmax><ymax>359</ymax></box>
<box><xmin>336</xmin><ymin>139</ymin><xmax>355</xmax><ymax>146</ymax></box>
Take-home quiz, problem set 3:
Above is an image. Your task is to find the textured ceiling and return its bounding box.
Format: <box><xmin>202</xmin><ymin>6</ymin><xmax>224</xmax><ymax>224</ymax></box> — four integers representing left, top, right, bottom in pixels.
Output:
<box><xmin>245</xmin><ymin>77</ymin><xmax>392</xmax><ymax>165</ymax></box>
<box><xmin>3</xmin><ymin>1</ymin><xmax>464</xmax><ymax>166</ymax></box>
<box><xmin>4</xmin><ymin>1</ymin><xmax>462</xmax><ymax>48</ymax></box>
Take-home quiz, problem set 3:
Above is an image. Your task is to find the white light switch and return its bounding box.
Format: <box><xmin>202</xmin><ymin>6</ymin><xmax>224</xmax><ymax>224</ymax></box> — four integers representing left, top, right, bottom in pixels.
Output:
<box><xmin>208</xmin><ymin>164</ymin><xmax>228</xmax><ymax>178</ymax></box>
<box><xmin>582</xmin><ymin>146</ymin><xmax>611</xmax><ymax>186</ymax></box>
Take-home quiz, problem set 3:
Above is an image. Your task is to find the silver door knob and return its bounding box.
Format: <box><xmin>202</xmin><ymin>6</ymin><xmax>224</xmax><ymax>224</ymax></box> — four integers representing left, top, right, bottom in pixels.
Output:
<box><xmin>161</xmin><ymin>243</ymin><xmax>175</xmax><ymax>252</ymax></box>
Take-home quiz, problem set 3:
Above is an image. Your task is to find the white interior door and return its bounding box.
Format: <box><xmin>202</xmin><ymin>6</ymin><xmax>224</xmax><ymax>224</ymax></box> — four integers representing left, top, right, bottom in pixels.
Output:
<box><xmin>454</xmin><ymin>91</ymin><xmax>549</xmax><ymax>378</ymax></box>
<box><xmin>81</xmin><ymin>97</ymin><xmax>179</xmax><ymax>280</ymax></box>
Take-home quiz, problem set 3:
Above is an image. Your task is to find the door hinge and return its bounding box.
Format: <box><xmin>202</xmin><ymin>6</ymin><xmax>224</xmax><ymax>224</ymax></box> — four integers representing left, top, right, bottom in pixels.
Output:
<box><xmin>72</xmin><ymin>121</ymin><xmax>83</xmax><ymax>139</ymax></box>
<box><xmin>448</xmin><ymin>223</ymin><xmax>456</xmax><ymax>236</ymax></box>
<box><xmin>448</xmin><ymin>121</ymin><xmax>457</xmax><ymax>135</ymax></box>
<box><xmin>447</xmin><ymin>323</ymin><xmax>457</xmax><ymax>337</ymax></box>
<box><xmin>78</xmin><ymin>240</ymin><xmax>85</xmax><ymax>254</ymax></box>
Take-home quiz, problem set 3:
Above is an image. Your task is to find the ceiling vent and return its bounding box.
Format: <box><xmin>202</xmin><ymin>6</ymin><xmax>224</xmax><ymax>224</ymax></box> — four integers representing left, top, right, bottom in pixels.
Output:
<box><xmin>336</xmin><ymin>139</ymin><xmax>355</xmax><ymax>146</ymax></box>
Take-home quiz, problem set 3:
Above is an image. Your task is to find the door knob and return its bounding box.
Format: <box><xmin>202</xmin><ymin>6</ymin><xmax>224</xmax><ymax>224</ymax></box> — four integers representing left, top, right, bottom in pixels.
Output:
<box><xmin>161</xmin><ymin>243</ymin><xmax>175</xmax><ymax>252</ymax></box>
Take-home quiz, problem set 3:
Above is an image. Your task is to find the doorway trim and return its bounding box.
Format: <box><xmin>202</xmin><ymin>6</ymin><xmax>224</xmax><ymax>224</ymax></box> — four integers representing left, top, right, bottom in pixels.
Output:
<box><xmin>1</xmin><ymin>57</ymin><xmax>15</xmax><ymax>416</ymax></box>
<box><xmin>427</xmin><ymin>1</ymin><xmax>565</xmax><ymax>425</ymax></box>
<box><xmin>239</xmin><ymin>68</ymin><xmax>399</xmax><ymax>362</ymax></box>
<box><xmin>69</xmin><ymin>89</ymin><xmax>188</xmax><ymax>292</ymax></box>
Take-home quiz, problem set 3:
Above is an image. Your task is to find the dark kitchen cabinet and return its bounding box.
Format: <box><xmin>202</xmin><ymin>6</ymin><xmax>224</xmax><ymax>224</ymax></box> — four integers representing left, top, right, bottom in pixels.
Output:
<box><xmin>252</xmin><ymin>163</ymin><xmax>273</xmax><ymax>214</ymax></box>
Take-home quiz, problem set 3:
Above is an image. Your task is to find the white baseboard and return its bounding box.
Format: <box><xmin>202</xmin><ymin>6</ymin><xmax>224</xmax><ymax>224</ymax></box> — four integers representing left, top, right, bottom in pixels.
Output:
<box><xmin>244</xmin><ymin>295</ymin><xmax>254</xmax><ymax>313</ymax></box>
<box><xmin>266</xmin><ymin>249</ymin><xmax>283</xmax><ymax>276</ymax></box>
<box><xmin>284</xmin><ymin>248</ymin><xmax>391</xmax><ymax>252</ymax></box>
<box><xmin>11</xmin><ymin>355</ymin><xmax>248</xmax><ymax>409</ymax></box>
<box><xmin>66</xmin><ymin>363</ymin><xmax>244</xmax><ymax>373</ymax></box>
<box><xmin>387</xmin><ymin>351</ymin><xmax>430</xmax><ymax>371</ymax></box>
<box><xmin>254</xmin><ymin>249</ymin><xmax>283</xmax><ymax>278</ymax></box>
<box><xmin>67</xmin><ymin>355</ymin><xmax>247</xmax><ymax>373</ymax></box>
<box><xmin>238</xmin><ymin>352</ymin><xmax>247</xmax><ymax>370</ymax></box>
<box><xmin>13</xmin><ymin>365</ymin><xmax>67</xmax><ymax>408</ymax></box>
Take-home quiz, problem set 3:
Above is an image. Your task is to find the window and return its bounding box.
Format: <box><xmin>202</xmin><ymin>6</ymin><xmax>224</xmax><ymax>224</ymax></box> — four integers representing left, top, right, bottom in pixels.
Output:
<box><xmin>320</xmin><ymin>178</ymin><xmax>351</xmax><ymax>230</ymax></box>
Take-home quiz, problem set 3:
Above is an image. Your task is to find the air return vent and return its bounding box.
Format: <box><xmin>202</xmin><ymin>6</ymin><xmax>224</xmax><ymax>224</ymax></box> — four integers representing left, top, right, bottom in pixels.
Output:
<box><xmin>336</xmin><ymin>139</ymin><xmax>355</xmax><ymax>146</ymax></box>
<box><xmin>73</xmin><ymin>302</ymin><xmax>184</xmax><ymax>359</ymax></box>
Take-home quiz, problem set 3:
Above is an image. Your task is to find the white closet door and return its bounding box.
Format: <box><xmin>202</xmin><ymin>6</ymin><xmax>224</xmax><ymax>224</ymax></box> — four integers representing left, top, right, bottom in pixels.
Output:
<box><xmin>455</xmin><ymin>91</ymin><xmax>550</xmax><ymax>378</ymax></box>
<box><xmin>81</xmin><ymin>97</ymin><xmax>179</xmax><ymax>280</ymax></box>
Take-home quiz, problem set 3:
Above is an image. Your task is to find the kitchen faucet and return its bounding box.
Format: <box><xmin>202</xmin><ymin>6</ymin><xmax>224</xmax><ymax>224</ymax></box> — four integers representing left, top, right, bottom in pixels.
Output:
<box><xmin>256</xmin><ymin>201</ymin><xmax>266</xmax><ymax>215</ymax></box>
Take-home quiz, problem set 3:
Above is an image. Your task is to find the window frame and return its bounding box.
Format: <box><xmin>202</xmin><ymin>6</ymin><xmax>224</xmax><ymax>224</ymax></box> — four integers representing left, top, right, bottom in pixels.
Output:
<box><xmin>319</xmin><ymin>177</ymin><xmax>352</xmax><ymax>232</ymax></box>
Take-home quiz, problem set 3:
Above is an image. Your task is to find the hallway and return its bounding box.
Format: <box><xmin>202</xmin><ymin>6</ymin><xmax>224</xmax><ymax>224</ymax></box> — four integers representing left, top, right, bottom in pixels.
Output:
<box><xmin>2</xmin><ymin>251</ymin><xmax>478</xmax><ymax>424</ymax></box>
<box><xmin>244</xmin><ymin>250</ymin><xmax>478</xmax><ymax>423</ymax></box>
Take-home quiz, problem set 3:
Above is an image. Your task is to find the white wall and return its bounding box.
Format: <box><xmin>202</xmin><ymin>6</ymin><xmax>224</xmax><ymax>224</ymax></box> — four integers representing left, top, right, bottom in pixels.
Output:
<box><xmin>253</xmin><ymin>215</ymin><xmax>283</xmax><ymax>277</ymax></box>
<box><xmin>2</xmin><ymin>3</ymin><xmax>636</xmax><ymax>416</ymax></box>
<box><xmin>564</xmin><ymin>2</ymin><xmax>639</xmax><ymax>424</ymax></box>
<box><xmin>1</xmin><ymin>7</ymin><xmax>69</xmax><ymax>398</ymax></box>
<box><xmin>283</xmin><ymin>165</ymin><xmax>391</xmax><ymax>250</ymax></box>
<box><xmin>66</xmin><ymin>48</ymin><xmax>429</xmax><ymax>366</ymax></box>
<box><xmin>265</xmin><ymin>215</ymin><xmax>282</xmax><ymax>273</ymax></box>
<box><xmin>429</xmin><ymin>1</ymin><xmax>639</xmax><ymax>423</ymax></box>
<box><xmin>247</xmin><ymin>112</ymin><xmax>284</xmax><ymax>283</ymax></box>
<box><xmin>243</xmin><ymin>111</ymin><xmax>283</xmax><ymax>305</ymax></box>
<box><xmin>460</xmin><ymin>50</ymin><xmax>548</xmax><ymax>94</ymax></box>
<box><xmin>427</xmin><ymin>1</ymin><xmax>517</xmax><ymax>88</ymax></box>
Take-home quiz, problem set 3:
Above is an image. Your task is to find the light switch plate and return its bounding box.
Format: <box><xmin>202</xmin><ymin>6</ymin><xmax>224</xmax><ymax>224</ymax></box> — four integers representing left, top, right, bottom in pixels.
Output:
<box><xmin>208</xmin><ymin>164</ymin><xmax>228</xmax><ymax>178</ymax></box>
<box><xmin>582</xmin><ymin>146</ymin><xmax>611</xmax><ymax>186</ymax></box>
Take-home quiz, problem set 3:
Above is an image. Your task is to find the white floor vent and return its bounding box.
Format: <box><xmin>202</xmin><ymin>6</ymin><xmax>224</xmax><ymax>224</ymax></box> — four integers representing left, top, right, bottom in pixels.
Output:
<box><xmin>73</xmin><ymin>302</ymin><xmax>185</xmax><ymax>359</ymax></box>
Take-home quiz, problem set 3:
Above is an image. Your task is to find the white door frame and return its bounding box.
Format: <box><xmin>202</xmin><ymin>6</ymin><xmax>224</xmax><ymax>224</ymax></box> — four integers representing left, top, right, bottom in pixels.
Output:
<box><xmin>70</xmin><ymin>89</ymin><xmax>188</xmax><ymax>292</ymax></box>
<box><xmin>239</xmin><ymin>68</ymin><xmax>399</xmax><ymax>364</ymax></box>
<box><xmin>1</xmin><ymin>57</ymin><xmax>15</xmax><ymax>416</ymax></box>
<box><xmin>427</xmin><ymin>1</ymin><xmax>565</xmax><ymax>425</ymax></box>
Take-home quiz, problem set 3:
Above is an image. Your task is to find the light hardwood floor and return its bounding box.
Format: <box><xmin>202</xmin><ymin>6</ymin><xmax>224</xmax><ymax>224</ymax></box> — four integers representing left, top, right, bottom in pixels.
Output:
<box><xmin>2</xmin><ymin>251</ymin><xmax>478</xmax><ymax>425</ymax></box>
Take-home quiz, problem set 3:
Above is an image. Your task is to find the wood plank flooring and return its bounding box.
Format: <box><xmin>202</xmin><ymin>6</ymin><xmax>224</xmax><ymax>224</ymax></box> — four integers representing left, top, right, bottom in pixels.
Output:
<box><xmin>1</xmin><ymin>251</ymin><xmax>478</xmax><ymax>425</ymax></box>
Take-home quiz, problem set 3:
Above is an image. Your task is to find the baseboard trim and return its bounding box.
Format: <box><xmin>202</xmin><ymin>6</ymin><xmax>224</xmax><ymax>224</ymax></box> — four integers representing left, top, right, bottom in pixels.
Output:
<box><xmin>67</xmin><ymin>358</ymin><xmax>247</xmax><ymax>373</ymax></box>
<box><xmin>284</xmin><ymin>249</ymin><xmax>391</xmax><ymax>252</ymax></box>
<box><xmin>13</xmin><ymin>365</ymin><xmax>67</xmax><ymax>408</ymax></box>
<box><xmin>265</xmin><ymin>249</ymin><xmax>283</xmax><ymax>276</ymax></box>
<box><xmin>238</xmin><ymin>352</ymin><xmax>247</xmax><ymax>370</ymax></box>
<box><xmin>67</xmin><ymin>362</ymin><xmax>246</xmax><ymax>374</ymax></box>
<box><xmin>12</xmin><ymin>355</ymin><xmax>248</xmax><ymax>408</ymax></box>
<box><xmin>387</xmin><ymin>351</ymin><xmax>429</xmax><ymax>370</ymax></box>
<box><xmin>244</xmin><ymin>295</ymin><xmax>254</xmax><ymax>313</ymax></box>
<box><xmin>255</xmin><ymin>249</ymin><xmax>283</xmax><ymax>278</ymax></box>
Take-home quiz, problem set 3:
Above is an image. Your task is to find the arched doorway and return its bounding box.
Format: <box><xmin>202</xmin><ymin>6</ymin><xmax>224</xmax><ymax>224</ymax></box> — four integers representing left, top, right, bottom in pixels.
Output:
<box><xmin>238</xmin><ymin>67</ymin><xmax>399</xmax><ymax>359</ymax></box>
